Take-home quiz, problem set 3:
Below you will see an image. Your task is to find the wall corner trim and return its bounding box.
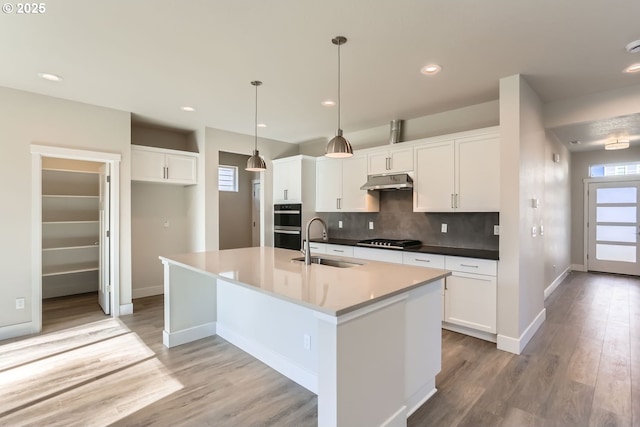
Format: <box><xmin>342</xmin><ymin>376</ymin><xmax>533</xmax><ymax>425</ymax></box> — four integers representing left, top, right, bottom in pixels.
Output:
<box><xmin>119</xmin><ymin>303</ymin><xmax>134</xmax><ymax>316</ymax></box>
<box><xmin>497</xmin><ymin>308</ymin><xmax>546</xmax><ymax>354</ymax></box>
<box><xmin>544</xmin><ymin>266</ymin><xmax>571</xmax><ymax>300</ymax></box>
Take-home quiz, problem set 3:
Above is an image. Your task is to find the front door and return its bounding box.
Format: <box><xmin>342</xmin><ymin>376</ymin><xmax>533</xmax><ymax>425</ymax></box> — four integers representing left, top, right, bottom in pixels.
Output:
<box><xmin>98</xmin><ymin>164</ymin><xmax>111</xmax><ymax>314</ymax></box>
<box><xmin>587</xmin><ymin>180</ymin><xmax>640</xmax><ymax>275</ymax></box>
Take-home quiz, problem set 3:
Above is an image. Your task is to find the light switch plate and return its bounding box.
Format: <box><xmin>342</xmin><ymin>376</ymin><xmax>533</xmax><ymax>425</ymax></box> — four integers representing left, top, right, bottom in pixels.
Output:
<box><xmin>441</xmin><ymin>224</ymin><xmax>448</xmax><ymax>233</ymax></box>
<box><xmin>369</xmin><ymin>221</ymin><xmax>374</xmax><ymax>230</ymax></box>
<box><xmin>493</xmin><ymin>225</ymin><xmax>500</xmax><ymax>235</ymax></box>
<box><xmin>338</xmin><ymin>220</ymin><xmax>343</xmax><ymax>228</ymax></box>
<box><xmin>16</xmin><ymin>297</ymin><xmax>25</xmax><ymax>310</ymax></box>
<box><xmin>531</xmin><ymin>225</ymin><xmax>537</xmax><ymax>237</ymax></box>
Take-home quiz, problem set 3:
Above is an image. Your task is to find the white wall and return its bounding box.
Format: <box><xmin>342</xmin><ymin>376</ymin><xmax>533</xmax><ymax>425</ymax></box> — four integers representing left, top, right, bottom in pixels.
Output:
<box><xmin>498</xmin><ymin>75</ymin><xmax>546</xmax><ymax>351</ymax></box>
<box><xmin>544</xmin><ymin>133</ymin><xmax>571</xmax><ymax>287</ymax></box>
<box><xmin>299</xmin><ymin>100</ymin><xmax>499</xmax><ymax>155</ymax></box>
<box><xmin>0</xmin><ymin>86</ymin><xmax>131</xmax><ymax>334</ymax></box>
<box><xmin>131</xmin><ymin>182</ymin><xmax>189</xmax><ymax>298</ymax></box>
<box><xmin>204</xmin><ymin>128</ymin><xmax>298</xmax><ymax>250</ymax></box>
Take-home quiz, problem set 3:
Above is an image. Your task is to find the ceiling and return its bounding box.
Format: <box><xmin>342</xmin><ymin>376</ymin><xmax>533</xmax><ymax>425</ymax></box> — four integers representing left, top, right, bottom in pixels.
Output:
<box><xmin>1</xmin><ymin>0</ymin><xmax>640</xmax><ymax>148</ymax></box>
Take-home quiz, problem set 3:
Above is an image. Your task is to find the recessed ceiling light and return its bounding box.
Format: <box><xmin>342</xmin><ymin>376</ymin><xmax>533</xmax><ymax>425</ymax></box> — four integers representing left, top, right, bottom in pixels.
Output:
<box><xmin>624</xmin><ymin>63</ymin><xmax>640</xmax><ymax>73</ymax></box>
<box><xmin>37</xmin><ymin>72</ymin><xmax>63</xmax><ymax>82</ymax></box>
<box><xmin>257</xmin><ymin>123</ymin><xmax>267</xmax><ymax>128</ymax></box>
<box><xmin>180</xmin><ymin>106</ymin><xmax>196</xmax><ymax>112</ymax></box>
<box><xmin>420</xmin><ymin>64</ymin><xmax>442</xmax><ymax>75</ymax></box>
<box><xmin>321</xmin><ymin>100</ymin><xmax>336</xmax><ymax>107</ymax></box>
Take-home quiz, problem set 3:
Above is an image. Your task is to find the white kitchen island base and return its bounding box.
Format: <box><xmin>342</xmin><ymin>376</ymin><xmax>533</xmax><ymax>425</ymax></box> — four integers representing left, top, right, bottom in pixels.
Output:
<box><xmin>160</xmin><ymin>248</ymin><xmax>446</xmax><ymax>427</ymax></box>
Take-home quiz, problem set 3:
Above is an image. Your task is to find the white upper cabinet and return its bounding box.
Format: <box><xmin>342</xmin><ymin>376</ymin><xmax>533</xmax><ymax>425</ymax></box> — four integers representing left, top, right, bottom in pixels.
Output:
<box><xmin>413</xmin><ymin>130</ymin><xmax>500</xmax><ymax>212</ymax></box>
<box><xmin>272</xmin><ymin>155</ymin><xmax>316</xmax><ymax>205</ymax></box>
<box><xmin>368</xmin><ymin>146</ymin><xmax>413</xmax><ymax>175</ymax></box>
<box><xmin>131</xmin><ymin>145</ymin><xmax>198</xmax><ymax>185</ymax></box>
<box><xmin>316</xmin><ymin>154</ymin><xmax>379</xmax><ymax>212</ymax></box>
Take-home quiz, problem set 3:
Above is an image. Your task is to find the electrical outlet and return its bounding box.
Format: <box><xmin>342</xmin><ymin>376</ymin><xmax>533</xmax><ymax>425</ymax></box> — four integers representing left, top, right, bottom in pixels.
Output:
<box><xmin>338</xmin><ymin>220</ymin><xmax>343</xmax><ymax>228</ymax></box>
<box><xmin>368</xmin><ymin>221</ymin><xmax>374</xmax><ymax>230</ymax></box>
<box><xmin>303</xmin><ymin>334</ymin><xmax>311</xmax><ymax>351</ymax></box>
<box><xmin>494</xmin><ymin>225</ymin><xmax>500</xmax><ymax>236</ymax></box>
<box><xmin>441</xmin><ymin>224</ymin><xmax>448</xmax><ymax>233</ymax></box>
<box><xmin>531</xmin><ymin>225</ymin><xmax>537</xmax><ymax>237</ymax></box>
<box><xmin>163</xmin><ymin>220</ymin><xmax>170</xmax><ymax>228</ymax></box>
<box><xmin>16</xmin><ymin>298</ymin><xmax>25</xmax><ymax>310</ymax></box>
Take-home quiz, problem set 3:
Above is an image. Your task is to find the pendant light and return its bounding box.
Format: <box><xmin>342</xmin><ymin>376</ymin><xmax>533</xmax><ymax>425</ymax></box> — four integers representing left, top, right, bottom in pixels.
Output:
<box><xmin>246</xmin><ymin>80</ymin><xmax>267</xmax><ymax>171</ymax></box>
<box><xmin>325</xmin><ymin>36</ymin><xmax>354</xmax><ymax>158</ymax></box>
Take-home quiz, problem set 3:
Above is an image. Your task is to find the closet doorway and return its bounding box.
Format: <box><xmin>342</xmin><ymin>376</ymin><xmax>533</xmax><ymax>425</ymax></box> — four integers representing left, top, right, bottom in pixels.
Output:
<box><xmin>31</xmin><ymin>145</ymin><xmax>121</xmax><ymax>333</ymax></box>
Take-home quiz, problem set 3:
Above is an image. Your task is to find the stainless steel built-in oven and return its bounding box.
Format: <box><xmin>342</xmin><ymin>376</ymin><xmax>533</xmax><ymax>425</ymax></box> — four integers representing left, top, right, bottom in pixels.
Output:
<box><xmin>274</xmin><ymin>204</ymin><xmax>302</xmax><ymax>250</ymax></box>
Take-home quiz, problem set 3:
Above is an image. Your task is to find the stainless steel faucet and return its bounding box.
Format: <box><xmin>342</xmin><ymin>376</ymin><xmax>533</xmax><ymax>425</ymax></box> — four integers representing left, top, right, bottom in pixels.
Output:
<box><xmin>301</xmin><ymin>216</ymin><xmax>328</xmax><ymax>265</ymax></box>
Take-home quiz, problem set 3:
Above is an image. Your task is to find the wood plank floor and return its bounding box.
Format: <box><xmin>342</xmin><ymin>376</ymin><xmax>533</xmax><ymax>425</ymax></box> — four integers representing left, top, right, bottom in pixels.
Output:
<box><xmin>0</xmin><ymin>271</ymin><xmax>638</xmax><ymax>426</ymax></box>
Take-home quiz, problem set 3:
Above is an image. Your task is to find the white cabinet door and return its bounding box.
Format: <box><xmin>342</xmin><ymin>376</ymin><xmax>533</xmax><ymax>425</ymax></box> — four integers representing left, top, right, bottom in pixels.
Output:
<box><xmin>273</xmin><ymin>158</ymin><xmax>302</xmax><ymax>203</ymax></box>
<box><xmin>368</xmin><ymin>147</ymin><xmax>413</xmax><ymax>175</ymax></box>
<box><xmin>132</xmin><ymin>146</ymin><xmax>198</xmax><ymax>185</ymax></box>
<box><xmin>456</xmin><ymin>135</ymin><xmax>500</xmax><ymax>212</ymax></box>
<box><xmin>342</xmin><ymin>155</ymin><xmax>379</xmax><ymax>212</ymax></box>
<box><xmin>132</xmin><ymin>149</ymin><xmax>165</xmax><ymax>182</ymax></box>
<box><xmin>354</xmin><ymin>247</ymin><xmax>403</xmax><ymax>264</ymax></box>
<box><xmin>389</xmin><ymin>147</ymin><xmax>413</xmax><ymax>173</ymax></box>
<box><xmin>166</xmin><ymin>154</ymin><xmax>197</xmax><ymax>185</ymax></box>
<box><xmin>413</xmin><ymin>141</ymin><xmax>455</xmax><ymax>212</ymax></box>
<box><xmin>316</xmin><ymin>158</ymin><xmax>342</xmax><ymax>212</ymax></box>
<box><xmin>444</xmin><ymin>272</ymin><xmax>497</xmax><ymax>333</ymax></box>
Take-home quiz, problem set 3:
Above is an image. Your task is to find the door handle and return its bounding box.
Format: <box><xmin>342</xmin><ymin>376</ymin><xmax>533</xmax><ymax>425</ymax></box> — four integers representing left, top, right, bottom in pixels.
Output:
<box><xmin>284</xmin><ymin>189</ymin><xmax>288</xmax><ymax>200</ymax></box>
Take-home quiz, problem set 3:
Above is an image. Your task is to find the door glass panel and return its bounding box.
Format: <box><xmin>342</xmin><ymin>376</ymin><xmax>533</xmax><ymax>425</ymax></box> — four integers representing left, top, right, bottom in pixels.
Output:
<box><xmin>596</xmin><ymin>225</ymin><xmax>637</xmax><ymax>243</ymax></box>
<box><xmin>596</xmin><ymin>206</ymin><xmax>636</xmax><ymax>223</ymax></box>
<box><xmin>596</xmin><ymin>187</ymin><xmax>637</xmax><ymax>204</ymax></box>
<box><xmin>596</xmin><ymin>244</ymin><xmax>636</xmax><ymax>262</ymax></box>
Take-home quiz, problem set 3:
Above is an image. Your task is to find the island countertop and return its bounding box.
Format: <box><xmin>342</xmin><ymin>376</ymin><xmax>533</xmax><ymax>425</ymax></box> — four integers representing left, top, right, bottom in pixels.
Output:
<box><xmin>160</xmin><ymin>246</ymin><xmax>449</xmax><ymax>317</ymax></box>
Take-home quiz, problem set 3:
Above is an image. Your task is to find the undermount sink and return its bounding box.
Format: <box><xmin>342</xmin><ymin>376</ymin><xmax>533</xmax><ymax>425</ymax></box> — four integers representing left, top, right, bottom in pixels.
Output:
<box><xmin>291</xmin><ymin>256</ymin><xmax>363</xmax><ymax>268</ymax></box>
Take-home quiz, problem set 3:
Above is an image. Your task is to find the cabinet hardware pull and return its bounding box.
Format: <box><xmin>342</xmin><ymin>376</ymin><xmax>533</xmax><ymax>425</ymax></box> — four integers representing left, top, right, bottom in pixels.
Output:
<box><xmin>445</xmin><ymin>281</ymin><xmax>448</xmax><ymax>290</ymax></box>
<box><xmin>284</xmin><ymin>189</ymin><xmax>288</xmax><ymax>200</ymax></box>
<box><xmin>334</xmin><ymin>249</ymin><xmax>344</xmax><ymax>253</ymax></box>
<box><xmin>460</xmin><ymin>264</ymin><xmax>479</xmax><ymax>268</ymax></box>
<box><xmin>415</xmin><ymin>258</ymin><xmax>430</xmax><ymax>262</ymax></box>
<box><xmin>455</xmin><ymin>193</ymin><xmax>459</xmax><ymax>209</ymax></box>
<box><xmin>451</xmin><ymin>194</ymin><xmax>455</xmax><ymax>209</ymax></box>
<box><xmin>386</xmin><ymin>157</ymin><xmax>391</xmax><ymax>170</ymax></box>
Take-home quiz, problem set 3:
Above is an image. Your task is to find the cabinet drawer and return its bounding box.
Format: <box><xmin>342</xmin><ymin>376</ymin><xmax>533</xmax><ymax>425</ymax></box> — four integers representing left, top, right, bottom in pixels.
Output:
<box><xmin>308</xmin><ymin>242</ymin><xmax>327</xmax><ymax>254</ymax></box>
<box><xmin>402</xmin><ymin>252</ymin><xmax>445</xmax><ymax>269</ymax></box>
<box><xmin>326</xmin><ymin>244</ymin><xmax>354</xmax><ymax>257</ymax></box>
<box><xmin>445</xmin><ymin>256</ymin><xmax>496</xmax><ymax>276</ymax></box>
<box><xmin>353</xmin><ymin>247</ymin><xmax>403</xmax><ymax>264</ymax></box>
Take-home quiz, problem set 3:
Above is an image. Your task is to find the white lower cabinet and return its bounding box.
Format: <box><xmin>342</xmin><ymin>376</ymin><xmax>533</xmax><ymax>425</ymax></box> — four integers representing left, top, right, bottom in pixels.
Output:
<box><xmin>308</xmin><ymin>242</ymin><xmax>327</xmax><ymax>254</ymax></box>
<box><xmin>353</xmin><ymin>247</ymin><xmax>403</xmax><ymax>264</ymax></box>
<box><xmin>444</xmin><ymin>256</ymin><xmax>497</xmax><ymax>334</ymax></box>
<box><xmin>326</xmin><ymin>244</ymin><xmax>354</xmax><ymax>257</ymax></box>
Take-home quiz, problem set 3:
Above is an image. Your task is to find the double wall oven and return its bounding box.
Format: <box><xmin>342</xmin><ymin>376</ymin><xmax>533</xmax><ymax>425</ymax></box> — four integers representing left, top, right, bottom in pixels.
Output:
<box><xmin>274</xmin><ymin>204</ymin><xmax>302</xmax><ymax>250</ymax></box>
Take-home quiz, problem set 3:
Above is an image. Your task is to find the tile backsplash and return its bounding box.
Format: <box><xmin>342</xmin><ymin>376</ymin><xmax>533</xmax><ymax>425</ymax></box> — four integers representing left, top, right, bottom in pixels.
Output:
<box><xmin>318</xmin><ymin>190</ymin><xmax>499</xmax><ymax>250</ymax></box>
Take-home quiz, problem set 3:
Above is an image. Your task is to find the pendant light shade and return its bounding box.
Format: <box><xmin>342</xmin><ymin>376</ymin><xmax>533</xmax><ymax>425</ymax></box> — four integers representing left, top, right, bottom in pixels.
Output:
<box><xmin>325</xmin><ymin>36</ymin><xmax>353</xmax><ymax>158</ymax></box>
<box><xmin>246</xmin><ymin>80</ymin><xmax>267</xmax><ymax>172</ymax></box>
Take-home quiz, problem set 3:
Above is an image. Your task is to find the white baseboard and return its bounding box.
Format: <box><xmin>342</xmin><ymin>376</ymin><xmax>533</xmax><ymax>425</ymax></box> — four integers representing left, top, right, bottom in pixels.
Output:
<box><xmin>0</xmin><ymin>321</ymin><xmax>36</xmax><ymax>341</ymax></box>
<box><xmin>119</xmin><ymin>303</ymin><xmax>134</xmax><ymax>316</ymax></box>
<box><xmin>163</xmin><ymin>322</ymin><xmax>217</xmax><ymax>348</ymax></box>
<box><xmin>132</xmin><ymin>285</ymin><xmax>164</xmax><ymax>299</ymax></box>
<box><xmin>217</xmin><ymin>323</ymin><xmax>318</xmax><ymax>394</ymax></box>
<box><xmin>571</xmin><ymin>264</ymin><xmax>586</xmax><ymax>272</ymax></box>
<box><xmin>544</xmin><ymin>266</ymin><xmax>571</xmax><ymax>300</ymax></box>
<box><xmin>497</xmin><ymin>308</ymin><xmax>546</xmax><ymax>355</ymax></box>
<box><xmin>405</xmin><ymin>381</ymin><xmax>437</xmax><ymax>417</ymax></box>
<box><xmin>381</xmin><ymin>405</ymin><xmax>408</xmax><ymax>427</ymax></box>
<box><xmin>442</xmin><ymin>323</ymin><xmax>497</xmax><ymax>343</ymax></box>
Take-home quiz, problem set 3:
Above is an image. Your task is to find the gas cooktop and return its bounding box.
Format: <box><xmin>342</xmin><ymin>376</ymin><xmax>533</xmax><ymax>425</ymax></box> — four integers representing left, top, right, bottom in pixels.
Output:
<box><xmin>357</xmin><ymin>238</ymin><xmax>422</xmax><ymax>250</ymax></box>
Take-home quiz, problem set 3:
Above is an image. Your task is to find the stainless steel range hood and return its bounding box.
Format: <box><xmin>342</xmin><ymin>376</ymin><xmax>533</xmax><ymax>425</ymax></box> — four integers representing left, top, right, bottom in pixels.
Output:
<box><xmin>360</xmin><ymin>173</ymin><xmax>413</xmax><ymax>191</ymax></box>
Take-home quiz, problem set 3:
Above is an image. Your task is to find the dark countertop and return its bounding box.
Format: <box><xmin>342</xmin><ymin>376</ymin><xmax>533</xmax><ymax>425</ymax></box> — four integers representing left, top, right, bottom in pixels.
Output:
<box><xmin>310</xmin><ymin>238</ymin><xmax>499</xmax><ymax>261</ymax></box>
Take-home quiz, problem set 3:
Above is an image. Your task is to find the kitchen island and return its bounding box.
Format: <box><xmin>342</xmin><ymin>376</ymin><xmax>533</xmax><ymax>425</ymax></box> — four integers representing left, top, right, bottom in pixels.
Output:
<box><xmin>160</xmin><ymin>247</ymin><xmax>449</xmax><ymax>427</ymax></box>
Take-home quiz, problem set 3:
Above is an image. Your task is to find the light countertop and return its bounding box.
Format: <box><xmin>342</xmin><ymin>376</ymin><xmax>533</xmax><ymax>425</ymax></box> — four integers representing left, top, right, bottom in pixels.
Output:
<box><xmin>160</xmin><ymin>247</ymin><xmax>449</xmax><ymax>317</ymax></box>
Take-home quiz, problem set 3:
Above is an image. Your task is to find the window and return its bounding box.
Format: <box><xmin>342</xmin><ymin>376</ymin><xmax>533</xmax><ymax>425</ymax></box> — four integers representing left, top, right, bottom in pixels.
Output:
<box><xmin>218</xmin><ymin>165</ymin><xmax>238</xmax><ymax>192</ymax></box>
<box><xmin>590</xmin><ymin>162</ymin><xmax>640</xmax><ymax>178</ymax></box>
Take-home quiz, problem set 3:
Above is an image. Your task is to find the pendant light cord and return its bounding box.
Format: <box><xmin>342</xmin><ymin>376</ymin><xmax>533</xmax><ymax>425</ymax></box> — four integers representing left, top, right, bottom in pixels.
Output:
<box><xmin>254</xmin><ymin>82</ymin><xmax>258</xmax><ymax>151</ymax></box>
<box><xmin>337</xmin><ymin>40</ymin><xmax>341</xmax><ymax>131</ymax></box>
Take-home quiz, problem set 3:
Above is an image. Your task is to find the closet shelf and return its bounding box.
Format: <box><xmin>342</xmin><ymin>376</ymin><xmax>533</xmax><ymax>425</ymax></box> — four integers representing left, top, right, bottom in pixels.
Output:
<box><xmin>43</xmin><ymin>220</ymin><xmax>99</xmax><ymax>225</ymax></box>
<box><xmin>42</xmin><ymin>262</ymin><xmax>99</xmax><ymax>277</ymax></box>
<box><xmin>42</xmin><ymin>194</ymin><xmax>100</xmax><ymax>199</ymax></box>
<box><xmin>43</xmin><ymin>238</ymin><xmax>99</xmax><ymax>250</ymax></box>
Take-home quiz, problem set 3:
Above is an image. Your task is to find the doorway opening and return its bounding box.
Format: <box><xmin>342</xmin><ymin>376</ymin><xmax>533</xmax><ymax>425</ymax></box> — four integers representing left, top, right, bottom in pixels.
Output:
<box><xmin>31</xmin><ymin>145</ymin><xmax>121</xmax><ymax>334</ymax></box>
<box><xmin>218</xmin><ymin>151</ymin><xmax>262</xmax><ymax>249</ymax></box>
<box><xmin>586</xmin><ymin>179</ymin><xmax>640</xmax><ymax>276</ymax></box>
